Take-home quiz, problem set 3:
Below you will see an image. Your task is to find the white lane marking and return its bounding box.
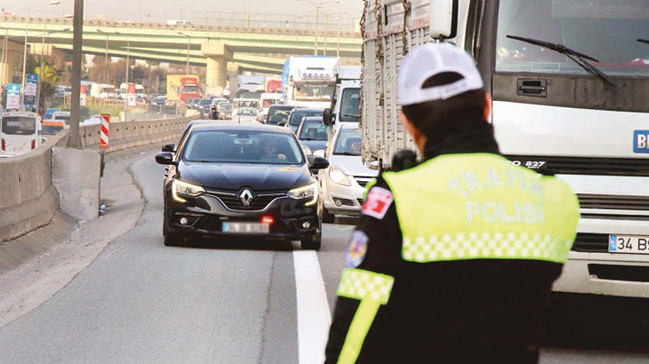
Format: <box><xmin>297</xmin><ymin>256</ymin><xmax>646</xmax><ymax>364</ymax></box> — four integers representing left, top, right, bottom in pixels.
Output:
<box><xmin>294</xmin><ymin>250</ymin><xmax>331</xmax><ymax>364</ymax></box>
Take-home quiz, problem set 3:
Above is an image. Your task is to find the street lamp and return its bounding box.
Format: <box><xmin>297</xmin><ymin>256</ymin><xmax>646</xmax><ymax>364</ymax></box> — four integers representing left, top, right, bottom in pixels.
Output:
<box><xmin>296</xmin><ymin>0</ymin><xmax>340</xmax><ymax>56</ymax></box>
<box><xmin>97</xmin><ymin>29</ymin><xmax>111</xmax><ymax>84</ymax></box>
<box><xmin>321</xmin><ymin>10</ymin><xmax>346</xmax><ymax>56</ymax></box>
<box><xmin>21</xmin><ymin>0</ymin><xmax>61</xmax><ymax>110</ymax></box>
<box><xmin>178</xmin><ymin>31</ymin><xmax>191</xmax><ymax>74</ymax></box>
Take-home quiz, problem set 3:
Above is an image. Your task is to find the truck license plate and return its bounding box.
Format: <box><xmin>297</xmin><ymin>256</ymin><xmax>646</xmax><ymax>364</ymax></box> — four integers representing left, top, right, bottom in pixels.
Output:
<box><xmin>608</xmin><ymin>235</ymin><xmax>649</xmax><ymax>254</ymax></box>
<box><xmin>223</xmin><ymin>222</ymin><xmax>269</xmax><ymax>234</ymax></box>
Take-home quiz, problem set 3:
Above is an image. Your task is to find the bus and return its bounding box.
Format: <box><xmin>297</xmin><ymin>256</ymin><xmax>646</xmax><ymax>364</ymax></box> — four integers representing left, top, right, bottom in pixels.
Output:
<box><xmin>1</xmin><ymin>112</ymin><xmax>41</xmax><ymax>157</ymax></box>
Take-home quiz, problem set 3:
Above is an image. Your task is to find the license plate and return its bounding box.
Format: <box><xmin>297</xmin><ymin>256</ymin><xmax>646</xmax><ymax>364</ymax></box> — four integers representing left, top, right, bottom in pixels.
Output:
<box><xmin>222</xmin><ymin>222</ymin><xmax>269</xmax><ymax>234</ymax></box>
<box><xmin>608</xmin><ymin>235</ymin><xmax>649</xmax><ymax>254</ymax></box>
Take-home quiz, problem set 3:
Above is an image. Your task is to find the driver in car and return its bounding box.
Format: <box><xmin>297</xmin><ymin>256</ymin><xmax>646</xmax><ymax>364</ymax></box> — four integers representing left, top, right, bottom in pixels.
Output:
<box><xmin>260</xmin><ymin>138</ymin><xmax>287</xmax><ymax>162</ymax></box>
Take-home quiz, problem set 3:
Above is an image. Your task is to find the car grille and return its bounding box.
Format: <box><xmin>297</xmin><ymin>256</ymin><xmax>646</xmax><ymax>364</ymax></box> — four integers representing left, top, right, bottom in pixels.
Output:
<box><xmin>579</xmin><ymin>194</ymin><xmax>649</xmax><ymax>211</ymax></box>
<box><xmin>504</xmin><ymin>155</ymin><xmax>649</xmax><ymax>176</ymax></box>
<box><xmin>196</xmin><ymin>216</ymin><xmax>223</xmax><ymax>231</ymax></box>
<box><xmin>572</xmin><ymin>233</ymin><xmax>609</xmax><ymax>253</ymax></box>
<box><xmin>211</xmin><ymin>192</ymin><xmax>285</xmax><ymax>211</ymax></box>
<box><xmin>354</xmin><ymin>177</ymin><xmax>374</xmax><ymax>188</ymax></box>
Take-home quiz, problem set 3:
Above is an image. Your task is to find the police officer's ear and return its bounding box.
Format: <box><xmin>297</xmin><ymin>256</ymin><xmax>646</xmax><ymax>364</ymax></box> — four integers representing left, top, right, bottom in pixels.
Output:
<box><xmin>483</xmin><ymin>92</ymin><xmax>492</xmax><ymax>122</ymax></box>
<box><xmin>400</xmin><ymin>112</ymin><xmax>427</xmax><ymax>154</ymax></box>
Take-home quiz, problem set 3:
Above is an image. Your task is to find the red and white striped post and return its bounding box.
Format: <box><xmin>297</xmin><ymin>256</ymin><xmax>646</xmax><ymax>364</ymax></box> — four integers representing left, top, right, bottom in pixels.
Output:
<box><xmin>100</xmin><ymin>114</ymin><xmax>110</xmax><ymax>149</ymax></box>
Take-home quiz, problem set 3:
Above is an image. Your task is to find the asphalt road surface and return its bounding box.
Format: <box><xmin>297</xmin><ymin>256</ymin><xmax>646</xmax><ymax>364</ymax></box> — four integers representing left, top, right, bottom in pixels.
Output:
<box><xmin>0</xmin><ymin>151</ymin><xmax>648</xmax><ymax>363</ymax></box>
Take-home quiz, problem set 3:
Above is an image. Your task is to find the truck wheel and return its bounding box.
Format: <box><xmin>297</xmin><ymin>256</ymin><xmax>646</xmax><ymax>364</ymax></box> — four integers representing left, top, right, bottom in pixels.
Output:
<box><xmin>301</xmin><ymin>235</ymin><xmax>322</xmax><ymax>251</ymax></box>
<box><xmin>322</xmin><ymin>209</ymin><xmax>335</xmax><ymax>224</ymax></box>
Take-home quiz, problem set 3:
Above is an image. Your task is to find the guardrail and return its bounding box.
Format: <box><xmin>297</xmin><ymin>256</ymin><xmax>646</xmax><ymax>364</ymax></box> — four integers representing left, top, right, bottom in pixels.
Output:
<box><xmin>0</xmin><ymin>116</ymin><xmax>195</xmax><ymax>244</ymax></box>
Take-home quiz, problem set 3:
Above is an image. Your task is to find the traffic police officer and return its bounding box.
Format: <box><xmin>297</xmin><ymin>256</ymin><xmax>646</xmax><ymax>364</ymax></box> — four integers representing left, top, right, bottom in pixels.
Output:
<box><xmin>324</xmin><ymin>43</ymin><xmax>580</xmax><ymax>364</ymax></box>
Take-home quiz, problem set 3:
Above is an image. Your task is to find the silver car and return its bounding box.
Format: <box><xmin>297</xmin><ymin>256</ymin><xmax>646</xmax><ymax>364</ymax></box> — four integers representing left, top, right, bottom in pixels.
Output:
<box><xmin>318</xmin><ymin>124</ymin><xmax>378</xmax><ymax>223</ymax></box>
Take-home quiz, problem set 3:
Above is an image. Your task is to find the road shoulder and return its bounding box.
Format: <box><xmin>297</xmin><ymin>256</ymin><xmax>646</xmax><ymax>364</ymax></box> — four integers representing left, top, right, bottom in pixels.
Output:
<box><xmin>0</xmin><ymin>150</ymin><xmax>147</xmax><ymax>327</ymax></box>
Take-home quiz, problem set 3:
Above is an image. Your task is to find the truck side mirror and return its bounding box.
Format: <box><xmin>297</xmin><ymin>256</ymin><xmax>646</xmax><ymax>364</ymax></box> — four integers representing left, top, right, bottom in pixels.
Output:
<box><xmin>323</xmin><ymin>108</ymin><xmax>335</xmax><ymax>126</ymax></box>
<box><xmin>429</xmin><ymin>0</ymin><xmax>459</xmax><ymax>39</ymax></box>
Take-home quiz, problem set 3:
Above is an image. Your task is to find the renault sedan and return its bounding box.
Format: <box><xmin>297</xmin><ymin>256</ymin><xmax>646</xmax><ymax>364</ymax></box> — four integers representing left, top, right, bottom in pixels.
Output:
<box><xmin>156</xmin><ymin>123</ymin><xmax>329</xmax><ymax>249</ymax></box>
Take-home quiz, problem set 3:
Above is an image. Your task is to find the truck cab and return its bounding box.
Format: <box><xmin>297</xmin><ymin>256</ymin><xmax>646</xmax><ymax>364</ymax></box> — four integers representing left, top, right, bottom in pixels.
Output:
<box><xmin>324</xmin><ymin>66</ymin><xmax>361</xmax><ymax>130</ymax></box>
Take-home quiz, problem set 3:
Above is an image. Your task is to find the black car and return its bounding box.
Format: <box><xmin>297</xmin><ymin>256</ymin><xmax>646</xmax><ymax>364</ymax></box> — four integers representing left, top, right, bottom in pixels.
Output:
<box><xmin>197</xmin><ymin>99</ymin><xmax>212</xmax><ymax>117</ymax></box>
<box><xmin>286</xmin><ymin>108</ymin><xmax>324</xmax><ymax>134</ymax></box>
<box><xmin>266</xmin><ymin>105</ymin><xmax>295</xmax><ymax>126</ymax></box>
<box><xmin>155</xmin><ymin>123</ymin><xmax>330</xmax><ymax>249</ymax></box>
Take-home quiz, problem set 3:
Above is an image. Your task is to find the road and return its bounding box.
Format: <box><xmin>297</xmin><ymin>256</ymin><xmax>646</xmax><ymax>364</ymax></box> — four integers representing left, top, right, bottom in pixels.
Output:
<box><xmin>0</xmin><ymin>151</ymin><xmax>648</xmax><ymax>363</ymax></box>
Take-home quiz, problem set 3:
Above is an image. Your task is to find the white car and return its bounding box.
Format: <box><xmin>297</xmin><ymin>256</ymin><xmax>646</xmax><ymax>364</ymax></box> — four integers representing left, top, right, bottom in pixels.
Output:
<box><xmin>233</xmin><ymin>108</ymin><xmax>259</xmax><ymax>123</ymax></box>
<box><xmin>318</xmin><ymin>124</ymin><xmax>378</xmax><ymax>223</ymax></box>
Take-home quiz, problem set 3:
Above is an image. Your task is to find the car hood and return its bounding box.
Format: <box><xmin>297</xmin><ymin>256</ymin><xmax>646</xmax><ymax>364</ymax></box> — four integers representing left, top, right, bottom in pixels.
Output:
<box><xmin>329</xmin><ymin>155</ymin><xmax>378</xmax><ymax>177</ymax></box>
<box><xmin>300</xmin><ymin>140</ymin><xmax>328</xmax><ymax>153</ymax></box>
<box><xmin>178</xmin><ymin>162</ymin><xmax>312</xmax><ymax>191</ymax></box>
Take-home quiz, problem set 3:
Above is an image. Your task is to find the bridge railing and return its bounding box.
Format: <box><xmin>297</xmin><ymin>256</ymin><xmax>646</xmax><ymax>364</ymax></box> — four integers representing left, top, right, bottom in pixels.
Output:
<box><xmin>0</xmin><ymin>15</ymin><xmax>361</xmax><ymax>37</ymax></box>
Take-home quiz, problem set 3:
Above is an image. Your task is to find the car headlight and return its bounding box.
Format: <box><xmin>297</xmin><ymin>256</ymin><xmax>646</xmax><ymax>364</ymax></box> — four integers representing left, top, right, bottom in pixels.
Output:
<box><xmin>329</xmin><ymin>165</ymin><xmax>351</xmax><ymax>186</ymax></box>
<box><xmin>288</xmin><ymin>182</ymin><xmax>318</xmax><ymax>206</ymax></box>
<box><xmin>172</xmin><ymin>179</ymin><xmax>205</xmax><ymax>203</ymax></box>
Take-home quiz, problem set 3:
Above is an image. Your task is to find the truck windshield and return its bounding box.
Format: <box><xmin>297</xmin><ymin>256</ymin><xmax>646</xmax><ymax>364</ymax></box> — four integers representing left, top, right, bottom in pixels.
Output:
<box><xmin>2</xmin><ymin>117</ymin><xmax>36</xmax><ymax>135</ymax></box>
<box><xmin>295</xmin><ymin>84</ymin><xmax>334</xmax><ymax>101</ymax></box>
<box><xmin>496</xmin><ymin>0</ymin><xmax>649</xmax><ymax>77</ymax></box>
<box><xmin>339</xmin><ymin>88</ymin><xmax>360</xmax><ymax>122</ymax></box>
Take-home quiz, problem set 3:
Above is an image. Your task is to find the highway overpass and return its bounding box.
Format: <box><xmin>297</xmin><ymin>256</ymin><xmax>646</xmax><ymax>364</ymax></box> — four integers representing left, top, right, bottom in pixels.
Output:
<box><xmin>0</xmin><ymin>16</ymin><xmax>362</xmax><ymax>92</ymax></box>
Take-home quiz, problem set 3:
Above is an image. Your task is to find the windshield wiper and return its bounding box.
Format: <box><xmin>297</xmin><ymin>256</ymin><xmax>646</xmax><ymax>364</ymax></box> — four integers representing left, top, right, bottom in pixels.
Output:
<box><xmin>334</xmin><ymin>152</ymin><xmax>360</xmax><ymax>156</ymax></box>
<box><xmin>638</xmin><ymin>39</ymin><xmax>649</xmax><ymax>45</ymax></box>
<box><xmin>507</xmin><ymin>35</ymin><xmax>615</xmax><ymax>87</ymax></box>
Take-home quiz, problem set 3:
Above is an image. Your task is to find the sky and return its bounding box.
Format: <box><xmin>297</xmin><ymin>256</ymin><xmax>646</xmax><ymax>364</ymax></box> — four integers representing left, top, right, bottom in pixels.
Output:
<box><xmin>0</xmin><ymin>0</ymin><xmax>363</xmax><ymax>26</ymax></box>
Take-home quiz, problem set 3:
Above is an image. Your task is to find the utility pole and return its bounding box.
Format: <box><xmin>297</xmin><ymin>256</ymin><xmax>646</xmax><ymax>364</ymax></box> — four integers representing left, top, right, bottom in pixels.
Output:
<box><xmin>124</xmin><ymin>39</ymin><xmax>129</xmax><ymax>121</ymax></box>
<box><xmin>68</xmin><ymin>0</ymin><xmax>84</xmax><ymax>147</ymax></box>
<box><xmin>296</xmin><ymin>0</ymin><xmax>340</xmax><ymax>56</ymax></box>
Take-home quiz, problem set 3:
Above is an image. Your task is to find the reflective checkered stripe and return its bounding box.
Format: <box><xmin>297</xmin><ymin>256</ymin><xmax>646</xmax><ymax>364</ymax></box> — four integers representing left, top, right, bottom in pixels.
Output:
<box><xmin>336</xmin><ymin>268</ymin><xmax>395</xmax><ymax>364</ymax></box>
<box><xmin>402</xmin><ymin>232</ymin><xmax>573</xmax><ymax>264</ymax></box>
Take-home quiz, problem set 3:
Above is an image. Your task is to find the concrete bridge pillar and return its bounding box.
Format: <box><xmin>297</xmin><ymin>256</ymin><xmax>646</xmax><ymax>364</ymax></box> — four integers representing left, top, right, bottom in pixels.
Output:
<box><xmin>0</xmin><ymin>39</ymin><xmax>24</xmax><ymax>85</ymax></box>
<box><xmin>201</xmin><ymin>41</ymin><xmax>233</xmax><ymax>97</ymax></box>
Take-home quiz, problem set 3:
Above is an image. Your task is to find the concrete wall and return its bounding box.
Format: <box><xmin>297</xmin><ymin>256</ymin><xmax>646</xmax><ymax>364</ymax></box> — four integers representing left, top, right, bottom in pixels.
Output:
<box><xmin>0</xmin><ymin>116</ymin><xmax>194</xmax><ymax>244</ymax></box>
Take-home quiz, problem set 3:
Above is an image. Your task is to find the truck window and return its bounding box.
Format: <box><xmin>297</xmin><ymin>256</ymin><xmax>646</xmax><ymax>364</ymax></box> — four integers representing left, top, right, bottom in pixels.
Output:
<box><xmin>339</xmin><ymin>88</ymin><xmax>360</xmax><ymax>122</ymax></box>
<box><xmin>2</xmin><ymin>117</ymin><xmax>36</xmax><ymax>135</ymax></box>
<box><xmin>496</xmin><ymin>0</ymin><xmax>649</xmax><ymax>77</ymax></box>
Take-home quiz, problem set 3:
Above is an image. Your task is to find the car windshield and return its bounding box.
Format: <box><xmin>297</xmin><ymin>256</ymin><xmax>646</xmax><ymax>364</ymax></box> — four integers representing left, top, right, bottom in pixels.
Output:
<box><xmin>183</xmin><ymin>130</ymin><xmax>304</xmax><ymax>165</ymax></box>
<box><xmin>219</xmin><ymin>104</ymin><xmax>232</xmax><ymax>110</ymax></box>
<box><xmin>289</xmin><ymin>110</ymin><xmax>323</xmax><ymax>126</ymax></box>
<box><xmin>333</xmin><ymin>128</ymin><xmax>362</xmax><ymax>156</ymax></box>
<box><xmin>200</xmin><ymin>99</ymin><xmax>211</xmax><ymax>106</ymax></box>
<box><xmin>298</xmin><ymin>119</ymin><xmax>328</xmax><ymax>141</ymax></box>
<box><xmin>42</xmin><ymin>125</ymin><xmax>63</xmax><ymax>135</ymax></box>
<box><xmin>1</xmin><ymin>116</ymin><xmax>36</xmax><ymax>135</ymax></box>
<box><xmin>267</xmin><ymin>107</ymin><xmax>294</xmax><ymax>125</ymax></box>
<box><xmin>496</xmin><ymin>0</ymin><xmax>649</xmax><ymax>77</ymax></box>
<box><xmin>339</xmin><ymin>88</ymin><xmax>360</xmax><ymax>122</ymax></box>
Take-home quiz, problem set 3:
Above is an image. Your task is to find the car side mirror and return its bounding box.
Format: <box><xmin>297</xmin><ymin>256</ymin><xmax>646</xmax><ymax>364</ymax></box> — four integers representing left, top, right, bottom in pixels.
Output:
<box><xmin>309</xmin><ymin>156</ymin><xmax>330</xmax><ymax>170</ymax></box>
<box><xmin>278</xmin><ymin>121</ymin><xmax>287</xmax><ymax>127</ymax></box>
<box><xmin>313</xmin><ymin>149</ymin><xmax>325</xmax><ymax>158</ymax></box>
<box><xmin>155</xmin><ymin>152</ymin><xmax>176</xmax><ymax>165</ymax></box>
<box><xmin>323</xmin><ymin>108</ymin><xmax>335</xmax><ymax>126</ymax></box>
<box><xmin>161</xmin><ymin>144</ymin><xmax>175</xmax><ymax>152</ymax></box>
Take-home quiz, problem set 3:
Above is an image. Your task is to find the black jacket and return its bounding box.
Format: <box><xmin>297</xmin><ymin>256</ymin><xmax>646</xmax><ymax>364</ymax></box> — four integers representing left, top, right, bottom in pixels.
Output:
<box><xmin>324</xmin><ymin>175</ymin><xmax>564</xmax><ymax>364</ymax></box>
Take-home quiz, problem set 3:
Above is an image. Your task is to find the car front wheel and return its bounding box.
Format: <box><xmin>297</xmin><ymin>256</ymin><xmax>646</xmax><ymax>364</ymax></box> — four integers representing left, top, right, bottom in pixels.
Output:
<box><xmin>301</xmin><ymin>234</ymin><xmax>322</xmax><ymax>251</ymax></box>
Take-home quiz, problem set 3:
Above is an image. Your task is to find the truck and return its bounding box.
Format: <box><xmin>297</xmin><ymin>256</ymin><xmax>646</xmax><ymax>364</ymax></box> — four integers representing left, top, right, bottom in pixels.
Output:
<box><xmin>236</xmin><ymin>75</ymin><xmax>266</xmax><ymax>99</ymax></box>
<box><xmin>166</xmin><ymin>75</ymin><xmax>200</xmax><ymax>105</ymax></box>
<box><xmin>362</xmin><ymin>0</ymin><xmax>649</xmax><ymax>298</ymax></box>
<box><xmin>282</xmin><ymin>56</ymin><xmax>341</xmax><ymax>108</ymax></box>
<box><xmin>324</xmin><ymin>65</ymin><xmax>361</xmax><ymax>130</ymax></box>
<box><xmin>90</xmin><ymin>83</ymin><xmax>116</xmax><ymax>99</ymax></box>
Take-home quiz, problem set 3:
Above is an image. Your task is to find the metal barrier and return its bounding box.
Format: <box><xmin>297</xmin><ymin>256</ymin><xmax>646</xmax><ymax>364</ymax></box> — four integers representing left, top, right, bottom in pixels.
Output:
<box><xmin>0</xmin><ymin>116</ymin><xmax>195</xmax><ymax>244</ymax></box>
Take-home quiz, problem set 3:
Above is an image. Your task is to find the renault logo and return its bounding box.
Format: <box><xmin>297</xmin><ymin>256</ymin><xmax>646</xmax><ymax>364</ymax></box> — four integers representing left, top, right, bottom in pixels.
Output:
<box><xmin>240</xmin><ymin>189</ymin><xmax>254</xmax><ymax>207</ymax></box>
